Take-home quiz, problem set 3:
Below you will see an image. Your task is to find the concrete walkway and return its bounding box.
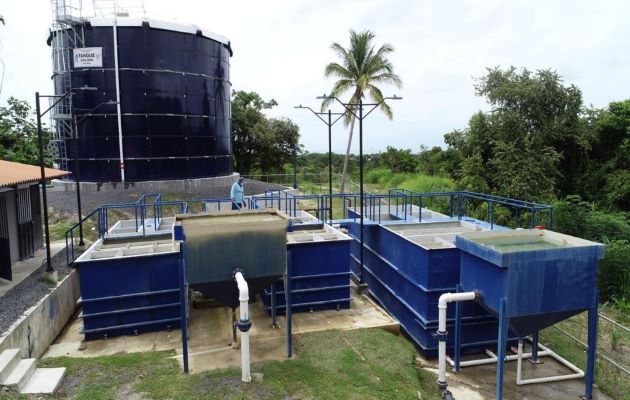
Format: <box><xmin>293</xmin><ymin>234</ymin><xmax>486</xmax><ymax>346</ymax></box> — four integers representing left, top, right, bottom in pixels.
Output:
<box><xmin>0</xmin><ymin>241</ymin><xmax>66</xmax><ymax>297</ymax></box>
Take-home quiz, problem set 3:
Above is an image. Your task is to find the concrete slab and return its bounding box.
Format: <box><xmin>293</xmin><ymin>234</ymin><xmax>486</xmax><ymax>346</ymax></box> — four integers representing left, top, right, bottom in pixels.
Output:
<box><xmin>0</xmin><ymin>349</ymin><xmax>20</xmax><ymax>382</ymax></box>
<box><xmin>0</xmin><ymin>241</ymin><xmax>66</xmax><ymax>297</ymax></box>
<box><xmin>417</xmin><ymin>349</ymin><xmax>613</xmax><ymax>400</ymax></box>
<box><xmin>20</xmin><ymin>368</ymin><xmax>66</xmax><ymax>394</ymax></box>
<box><xmin>44</xmin><ymin>287</ymin><xmax>399</xmax><ymax>372</ymax></box>
<box><xmin>3</xmin><ymin>358</ymin><xmax>36</xmax><ymax>390</ymax></box>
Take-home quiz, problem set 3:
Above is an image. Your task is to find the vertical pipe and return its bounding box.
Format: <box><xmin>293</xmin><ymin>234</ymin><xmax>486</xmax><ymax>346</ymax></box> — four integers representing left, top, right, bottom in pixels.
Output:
<box><xmin>490</xmin><ymin>202</ymin><xmax>495</xmax><ymax>230</ymax></box>
<box><xmin>113</xmin><ymin>14</ymin><xmax>125</xmax><ymax>182</ymax></box>
<box><xmin>419</xmin><ymin>197</ymin><xmax>423</xmax><ymax>222</ymax></box>
<box><xmin>271</xmin><ymin>283</ymin><xmax>277</xmax><ymax>329</ymax></box>
<box><xmin>496</xmin><ymin>298</ymin><xmax>508</xmax><ymax>400</ymax></box>
<box><xmin>549</xmin><ymin>207</ymin><xmax>554</xmax><ymax>231</ymax></box>
<box><xmin>454</xmin><ymin>284</ymin><xmax>463</xmax><ymax>371</ymax></box>
<box><xmin>328</xmin><ymin>110</ymin><xmax>333</xmax><ymax>220</ymax></box>
<box><xmin>531</xmin><ymin>208</ymin><xmax>536</xmax><ymax>228</ymax></box>
<box><xmin>292</xmin><ymin>146</ymin><xmax>297</xmax><ymax>189</ymax></box>
<box><xmin>457</xmin><ymin>193</ymin><xmax>462</xmax><ymax>220</ymax></box>
<box><xmin>515</xmin><ymin>207</ymin><xmax>519</xmax><ymax>228</ymax></box>
<box><xmin>286</xmin><ymin>250</ymin><xmax>293</xmax><ymax>357</ymax></box>
<box><xmin>585</xmin><ymin>290</ymin><xmax>599</xmax><ymax>399</ymax></box>
<box><xmin>530</xmin><ymin>331</ymin><xmax>539</xmax><ymax>362</ymax></box>
<box><xmin>358</xmin><ymin>99</ymin><xmax>365</xmax><ymax>285</ymax></box>
<box><xmin>179</xmin><ymin>245</ymin><xmax>189</xmax><ymax>373</ymax></box>
<box><xmin>35</xmin><ymin>93</ymin><xmax>53</xmax><ymax>272</ymax></box>
<box><xmin>450</xmin><ymin>193</ymin><xmax>454</xmax><ymax>218</ymax></box>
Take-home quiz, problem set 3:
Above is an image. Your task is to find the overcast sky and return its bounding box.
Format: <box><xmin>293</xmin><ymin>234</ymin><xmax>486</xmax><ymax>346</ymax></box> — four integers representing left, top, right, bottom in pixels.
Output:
<box><xmin>1</xmin><ymin>0</ymin><xmax>629</xmax><ymax>153</ymax></box>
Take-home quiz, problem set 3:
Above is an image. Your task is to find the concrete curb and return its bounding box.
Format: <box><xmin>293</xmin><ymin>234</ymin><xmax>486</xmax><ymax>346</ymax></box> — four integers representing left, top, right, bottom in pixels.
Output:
<box><xmin>0</xmin><ymin>271</ymin><xmax>80</xmax><ymax>359</ymax></box>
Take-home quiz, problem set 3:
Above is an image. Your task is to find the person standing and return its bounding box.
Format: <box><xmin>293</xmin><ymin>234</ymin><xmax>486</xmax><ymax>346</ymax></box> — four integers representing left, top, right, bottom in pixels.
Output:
<box><xmin>230</xmin><ymin>177</ymin><xmax>246</xmax><ymax>210</ymax></box>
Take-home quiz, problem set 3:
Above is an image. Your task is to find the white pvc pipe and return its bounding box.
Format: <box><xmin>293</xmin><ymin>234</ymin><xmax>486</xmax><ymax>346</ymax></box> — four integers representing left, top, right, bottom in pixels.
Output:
<box><xmin>112</xmin><ymin>12</ymin><xmax>125</xmax><ymax>183</ymax></box>
<box><xmin>437</xmin><ymin>291</ymin><xmax>477</xmax><ymax>388</ymax></box>
<box><xmin>235</xmin><ymin>272</ymin><xmax>251</xmax><ymax>383</ymax></box>
<box><xmin>516</xmin><ymin>340</ymin><xmax>584</xmax><ymax>385</ymax></box>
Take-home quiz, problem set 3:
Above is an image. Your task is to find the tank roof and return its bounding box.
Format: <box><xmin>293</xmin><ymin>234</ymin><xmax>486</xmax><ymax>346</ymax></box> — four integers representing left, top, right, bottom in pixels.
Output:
<box><xmin>81</xmin><ymin>17</ymin><xmax>230</xmax><ymax>46</ymax></box>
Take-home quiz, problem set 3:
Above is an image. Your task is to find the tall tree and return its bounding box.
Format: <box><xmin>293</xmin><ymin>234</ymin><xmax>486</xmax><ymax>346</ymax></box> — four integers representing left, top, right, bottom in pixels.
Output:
<box><xmin>0</xmin><ymin>97</ymin><xmax>52</xmax><ymax>166</ymax></box>
<box><xmin>231</xmin><ymin>90</ymin><xmax>301</xmax><ymax>175</ymax></box>
<box><xmin>322</xmin><ymin>29</ymin><xmax>402</xmax><ymax>193</ymax></box>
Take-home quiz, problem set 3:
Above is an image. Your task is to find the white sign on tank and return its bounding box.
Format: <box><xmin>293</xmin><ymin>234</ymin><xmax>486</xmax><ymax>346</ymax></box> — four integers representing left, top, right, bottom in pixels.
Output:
<box><xmin>73</xmin><ymin>47</ymin><xmax>103</xmax><ymax>68</ymax></box>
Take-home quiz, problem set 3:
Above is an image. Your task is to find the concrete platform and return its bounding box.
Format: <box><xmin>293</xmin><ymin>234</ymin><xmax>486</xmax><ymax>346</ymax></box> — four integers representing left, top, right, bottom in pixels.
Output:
<box><xmin>0</xmin><ymin>241</ymin><xmax>65</xmax><ymax>297</ymax></box>
<box><xmin>43</xmin><ymin>287</ymin><xmax>399</xmax><ymax>374</ymax></box>
<box><xmin>416</xmin><ymin>345</ymin><xmax>612</xmax><ymax>400</ymax></box>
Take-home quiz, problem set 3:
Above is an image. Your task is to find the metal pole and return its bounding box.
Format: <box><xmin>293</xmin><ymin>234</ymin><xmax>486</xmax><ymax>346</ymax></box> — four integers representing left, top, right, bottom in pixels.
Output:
<box><xmin>113</xmin><ymin>14</ymin><xmax>125</xmax><ymax>183</ymax></box>
<box><xmin>328</xmin><ymin>110</ymin><xmax>333</xmax><ymax>220</ymax></box>
<box><xmin>359</xmin><ymin>98</ymin><xmax>365</xmax><ymax>285</ymax></box>
<box><xmin>35</xmin><ymin>93</ymin><xmax>53</xmax><ymax>273</ymax></box>
<box><xmin>585</xmin><ymin>291</ymin><xmax>599</xmax><ymax>399</ymax></box>
<box><xmin>179</xmin><ymin>246</ymin><xmax>189</xmax><ymax>373</ymax></box>
<box><xmin>71</xmin><ymin>100</ymin><xmax>84</xmax><ymax>246</ymax></box>
<box><xmin>292</xmin><ymin>145</ymin><xmax>297</xmax><ymax>189</ymax></box>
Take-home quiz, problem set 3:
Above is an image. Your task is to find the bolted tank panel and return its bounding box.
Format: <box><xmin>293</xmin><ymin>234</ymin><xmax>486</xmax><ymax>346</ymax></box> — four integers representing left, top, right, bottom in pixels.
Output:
<box><xmin>52</xmin><ymin>19</ymin><xmax>232</xmax><ymax>182</ymax></box>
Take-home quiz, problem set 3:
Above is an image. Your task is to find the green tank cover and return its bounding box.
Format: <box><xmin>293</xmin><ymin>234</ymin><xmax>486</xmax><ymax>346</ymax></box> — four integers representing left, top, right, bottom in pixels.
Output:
<box><xmin>177</xmin><ymin>210</ymin><xmax>289</xmax><ymax>284</ymax></box>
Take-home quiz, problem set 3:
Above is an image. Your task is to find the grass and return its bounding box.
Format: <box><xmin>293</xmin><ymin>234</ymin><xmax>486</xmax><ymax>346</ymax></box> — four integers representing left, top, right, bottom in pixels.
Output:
<box><xmin>364</xmin><ymin>168</ymin><xmax>454</xmax><ymax>194</ymax></box>
<box><xmin>540</xmin><ymin>306</ymin><xmax>630</xmax><ymax>400</ymax></box>
<box><xmin>1</xmin><ymin>329</ymin><xmax>440</xmax><ymax>400</ymax></box>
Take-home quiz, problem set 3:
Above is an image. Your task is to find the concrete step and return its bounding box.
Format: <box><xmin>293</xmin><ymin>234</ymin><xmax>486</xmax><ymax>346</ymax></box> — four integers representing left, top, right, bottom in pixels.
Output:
<box><xmin>2</xmin><ymin>358</ymin><xmax>36</xmax><ymax>391</ymax></box>
<box><xmin>0</xmin><ymin>349</ymin><xmax>21</xmax><ymax>383</ymax></box>
<box><xmin>20</xmin><ymin>368</ymin><xmax>66</xmax><ymax>395</ymax></box>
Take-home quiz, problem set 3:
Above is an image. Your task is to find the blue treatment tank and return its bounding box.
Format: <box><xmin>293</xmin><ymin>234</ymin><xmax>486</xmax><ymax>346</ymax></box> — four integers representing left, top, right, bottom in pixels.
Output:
<box><xmin>347</xmin><ymin>220</ymin><xmax>517</xmax><ymax>355</ymax></box>
<box><xmin>50</xmin><ymin>17</ymin><xmax>232</xmax><ymax>182</ymax></box>
<box><xmin>74</xmin><ymin>238</ymin><xmax>182</xmax><ymax>340</ymax></box>
<box><xmin>261</xmin><ymin>223</ymin><xmax>352</xmax><ymax>313</ymax></box>
<box><xmin>175</xmin><ymin>209</ymin><xmax>289</xmax><ymax>309</ymax></box>
<box><xmin>456</xmin><ymin>229</ymin><xmax>605</xmax><ymax>336</ymax></box>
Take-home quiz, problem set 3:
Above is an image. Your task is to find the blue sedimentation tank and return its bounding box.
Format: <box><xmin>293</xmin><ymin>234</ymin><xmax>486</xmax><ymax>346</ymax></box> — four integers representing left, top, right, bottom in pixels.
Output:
<box><xmin>261</xmin><ymin>226</ymin><xmax>352</xmax><ymax>313</ymax></box>
<box><xmin>456</xmin><ymin>230</ymin><xmax>605</xmax><ymax>335</ymax></box>
<box><xmin>74</xmin><ymin>239</ymin><xmax>182</xmax><ymax>340</ymax></box>
<box><xmin>347</xmin><ymin>220</ymin><xmax>517</xmax><ymax>355</ymax></box>
<box><xmin>52</xmin><ymin>18</ymin><xmax>233</xmax><ymax>182</ymax></box>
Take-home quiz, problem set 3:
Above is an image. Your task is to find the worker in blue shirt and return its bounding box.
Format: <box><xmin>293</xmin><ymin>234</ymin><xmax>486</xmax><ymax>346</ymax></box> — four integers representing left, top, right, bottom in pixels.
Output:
<box><xmin>230</xmin><ymin>177</ymin><xmax>246</xmax><ymax>210</ymax></box>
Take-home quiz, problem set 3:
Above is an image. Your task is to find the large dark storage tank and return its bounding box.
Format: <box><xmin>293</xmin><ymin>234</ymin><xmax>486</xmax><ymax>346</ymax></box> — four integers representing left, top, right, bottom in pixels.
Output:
<box><xmin>53</xmin><ymin>18</ymin><xmax>233</xmax><ymax>182</ymax></box>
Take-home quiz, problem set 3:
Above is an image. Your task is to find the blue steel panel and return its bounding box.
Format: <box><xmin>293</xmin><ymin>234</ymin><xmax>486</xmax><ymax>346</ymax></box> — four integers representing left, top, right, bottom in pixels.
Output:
<box><xmin>347</xmin><ymin>221</ymin><xmax>518</xmax><ymax>356</ymax></box>
<box><xmin>77</xmin><ymin>251</ymin><xmax>181</xmax><ymax>340</ymax></box>
<box><xmin>457</xmin><ymin>233</ymin><xmax>604</xmax><ymax>336</ymax></box>
<box><xmin>261</xmin><ymin>239</ymin><xmax>352</xmax><ymax>314</ymax></box>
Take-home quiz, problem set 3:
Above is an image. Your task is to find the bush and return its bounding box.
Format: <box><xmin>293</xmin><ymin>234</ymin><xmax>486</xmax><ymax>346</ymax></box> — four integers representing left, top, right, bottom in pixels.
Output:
<box><xmin>598</xmin><ymin>240</ymin><xmax>630</xmax><ymax>301</ymax></box>
<box><xmin>583</xmin><ymin>211</ymin><xmax>630</xmax><ymax>242</ymax></box>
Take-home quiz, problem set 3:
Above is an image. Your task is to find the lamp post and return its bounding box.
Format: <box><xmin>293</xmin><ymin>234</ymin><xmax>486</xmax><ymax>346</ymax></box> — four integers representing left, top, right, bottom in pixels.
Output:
<box><xmin>294</xmin><ymin>105</ymin><xmax>346</xmax><ymax>220</ymax></box>
<box><xmin>35</xmin><ymin>86</ymin><xmax>97</xmax><ymax>273</ymax></box>
<box><xmin>316</xmin><ymin>94</ymin><xmax>402</xmax><ymax>286</ymax></box>
<box><xmin>71</xmin><ymin>100</ymin><xmax>118</xmax><ymax>246</ymax></box>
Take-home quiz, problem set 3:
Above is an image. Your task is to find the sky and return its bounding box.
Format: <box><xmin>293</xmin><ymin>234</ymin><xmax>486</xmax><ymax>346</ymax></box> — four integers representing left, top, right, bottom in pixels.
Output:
<box><xmin>0</xmin><ymin>0</ymin><xmax>629</xmax><ymax>154</ymax></box>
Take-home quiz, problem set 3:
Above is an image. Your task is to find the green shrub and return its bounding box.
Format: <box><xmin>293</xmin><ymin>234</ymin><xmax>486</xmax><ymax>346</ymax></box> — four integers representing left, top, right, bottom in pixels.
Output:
<box><xmin>583</xmin><ymin>211</ymin><xmax>630</xmax><ymax>242</ymax></box>
<box><xmin>598</xmin><ymin>240</ymin><xmax>630</xmax><ymax>301</ymax></box>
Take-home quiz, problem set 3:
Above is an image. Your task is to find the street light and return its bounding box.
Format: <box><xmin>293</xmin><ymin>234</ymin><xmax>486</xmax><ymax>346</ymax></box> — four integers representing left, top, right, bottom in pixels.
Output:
<box><xmin>294</xmin><ymin>105</ymin><xmax>346</xmax><ymax>219</ymax></box>
<box><xmin>71</xmin><ymin>100</ymin><xmax>118</xmax><ymax>246</ymax></box>
<box><xmin>316</xmin><ymin>94</ymin><xmax>402</xmax><ymax>286</ymax></box>
<box><xmin>35</xmin><ymin>86</ymin><xmax>97</xmax><ymax>274</ymax></box>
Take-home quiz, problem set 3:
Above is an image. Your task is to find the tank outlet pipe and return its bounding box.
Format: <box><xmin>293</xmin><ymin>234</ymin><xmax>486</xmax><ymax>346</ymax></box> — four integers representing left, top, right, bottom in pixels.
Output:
<box><xmin>436</xmin><ymin>291</ymin><xmax>478</xmax><ymax>398</ymax></box>
<box><xmin>233</xmin><ymin>270</ymin><xmax>252</xmax><ymax>383</ymax></box>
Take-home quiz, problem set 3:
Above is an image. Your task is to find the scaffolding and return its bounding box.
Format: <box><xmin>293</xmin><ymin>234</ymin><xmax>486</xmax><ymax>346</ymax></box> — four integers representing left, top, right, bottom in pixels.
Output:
<box><xmin>49</xmin><ymin>0</ymin><xmax>84</xmax><ymax>171</ymax></box>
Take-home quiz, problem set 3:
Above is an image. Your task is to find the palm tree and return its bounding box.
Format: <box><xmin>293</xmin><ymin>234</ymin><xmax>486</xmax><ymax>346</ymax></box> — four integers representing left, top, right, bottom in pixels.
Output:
<box><xmin>322</xmin><ymin>29</ymin><xmax>402</xmax><ymax>193</ymax></box>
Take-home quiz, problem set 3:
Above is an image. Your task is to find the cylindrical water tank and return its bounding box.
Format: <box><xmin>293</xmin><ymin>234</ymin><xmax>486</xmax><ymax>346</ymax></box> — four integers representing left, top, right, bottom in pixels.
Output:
<box><xmin>52</xmin><ymin>18</ymin><xmax>233</xmax><ymax>182</ymax></box>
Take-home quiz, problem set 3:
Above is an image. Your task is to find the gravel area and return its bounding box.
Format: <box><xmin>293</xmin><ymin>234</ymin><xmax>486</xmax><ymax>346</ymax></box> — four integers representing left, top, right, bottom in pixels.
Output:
<box><xmin>0</xmin><ymin>247</ymin><xmax>72</xmax><ymax>336</ymax></box>
<box><xmin>47</xmin><ymin>179</ymin><xmax>287</xmax><ymax>215</ymax></box>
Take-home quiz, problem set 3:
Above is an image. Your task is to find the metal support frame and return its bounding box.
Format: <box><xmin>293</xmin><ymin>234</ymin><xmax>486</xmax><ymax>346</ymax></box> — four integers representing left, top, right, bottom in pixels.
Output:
<box><xmin>271</xmin><ymin>282</ymin><xmax>277</xmax><ymax>329</ymax></box>
<box><xmin>294</xmin><ymin>105</ymin><xmax>346</xmax><ymax>220</ymax></box>
<box><xmin>286</xmin><ymin>250</ymin><xmax>293</xmax><ymax>358</ymax></box>
<box><xmin>179</xmin><ymin>244</ymin><xmax>189</xmax><ymax>373</ymax></box>
<box><xmin>496</xmin><ymin>298</ymin><xmax>509</xmax><ymax>400</ymax></box>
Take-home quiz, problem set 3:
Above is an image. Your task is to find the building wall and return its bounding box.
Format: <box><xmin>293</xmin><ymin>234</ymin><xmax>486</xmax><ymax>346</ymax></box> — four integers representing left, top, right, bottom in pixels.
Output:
<box><xmin>0</xmin><ymin>189</ymin><xmax>19</xmax><ymax>262</ymax></box>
